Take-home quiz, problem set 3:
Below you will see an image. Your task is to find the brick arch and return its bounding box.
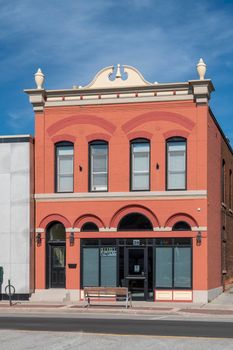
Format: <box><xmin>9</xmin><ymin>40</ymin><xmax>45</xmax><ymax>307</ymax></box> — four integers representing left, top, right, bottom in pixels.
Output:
<box><xmin>74</xmin><ymin>214</ymin><xmax>105</xmax><ymax>229</ymax></box>
<box><xmin>86</xmin><ymin>133</ymin><xmax>111</xmax><ymax>143</ymax></box>
<box><xmin>39</xmin><ymin>214</ymin><xmax>71</xmax><ymax>229</ymax></box>
<box><xmin>47</xmin><ymin>115</ymin><xmax>116</xmax><ymax>136</ymax></box>
<box><xmin>51</xmin><ymin>134</ymin><xmax>76</xmax><ymax>144</ymax></box>
<box><xmin>163</xmin><ymin>130</ymin><xmax>190</xmax><ymax>140</ymax></box>
<box><xmin>110</xmin><ymin>205</ymin><xmax>160</xmax><ymax>228</ymax></box>
<box><xmin>122</xmin><ymin>111</ymin><xmax>195</xmax><ymax>134</ymax></box>
<box><xmin>127</xmin><ymin>131</ymin><xmax>153</xmax><ymax>141</ymax></box>
<box><xmin>165</xmin><ymin>213</ymin><xmax>198</xmax><ymax>228</ymax></box>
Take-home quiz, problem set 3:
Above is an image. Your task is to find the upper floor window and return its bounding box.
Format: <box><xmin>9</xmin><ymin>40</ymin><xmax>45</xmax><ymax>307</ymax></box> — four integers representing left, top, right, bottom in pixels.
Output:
<box><xmin>222</xmin><ymin>159</ymin><xmax>225</xmax><ymax>203</ymax></box>
<box><xmin>166</xmin><ymin>137</ymin><xmax>186</xmax><ymax>190</ymax></box>
<box><xmin>55</xmin><ymin>142</ymin><xmax>74</xmax><ymax>193</ymax></box>
<box><xmin>89</xmin><ymin>141</ymin><xmax>108</xmax><ymax>192</ymax></box>
<box><xmin>131</xmin><ymin>139</ymin><xmax>150</xmax><ymax>191</ymax></box>
<box><xmin>229</xmin><ymin>170</ymin><xmax>232</xmax><ymax>209</ymax></box>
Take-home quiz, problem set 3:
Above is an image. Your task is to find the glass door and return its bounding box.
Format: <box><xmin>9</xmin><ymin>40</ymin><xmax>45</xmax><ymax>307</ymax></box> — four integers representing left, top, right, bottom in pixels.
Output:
<box><xmin>125</xmin><ymin>247</ymin><xmax>148</xmax><ymax>300</ymax></box>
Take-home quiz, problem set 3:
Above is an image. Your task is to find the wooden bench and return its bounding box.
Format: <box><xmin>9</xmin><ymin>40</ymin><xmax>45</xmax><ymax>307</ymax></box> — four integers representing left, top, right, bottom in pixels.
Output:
<box><xmin>84</xmin><ymin>287</ymin><xmax>132</xmax><ymax>308</ymax></box>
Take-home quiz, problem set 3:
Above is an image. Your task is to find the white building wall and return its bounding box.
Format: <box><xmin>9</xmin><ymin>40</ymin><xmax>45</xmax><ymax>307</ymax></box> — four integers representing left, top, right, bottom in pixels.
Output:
<box><xmin>0</xmin><ymin>136</ymin><xmax>34</xmax><ymax>296</ymax></box>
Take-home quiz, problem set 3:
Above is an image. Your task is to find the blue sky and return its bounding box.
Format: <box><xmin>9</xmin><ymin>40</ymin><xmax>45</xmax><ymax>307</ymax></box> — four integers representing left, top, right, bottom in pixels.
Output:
<box><xmin>0</xmin><ymin>0</ymin><xmax>233</xmax><ymax>141</ymax></box>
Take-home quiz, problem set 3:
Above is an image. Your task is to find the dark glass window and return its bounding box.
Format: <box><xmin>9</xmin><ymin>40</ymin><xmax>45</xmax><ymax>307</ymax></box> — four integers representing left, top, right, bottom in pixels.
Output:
<box><xmin>222</xmin><ymin>159</ymin><xmax>225</xmax><ymax>203</ymax></box>
<box><xmin>167</xmin><ymin>137</ymin><xmax>186</xmax><ymax>190</ymax></box>
<box><xmin>154</xmin><ymin>246</ymin><xmax>192</xmax><ymax>289</ymax></box>
<box><xmin>229</xmin><ymin>170</ymin><xmax>232</xmax><ymax>209</ymax></box>
<box><xmin>172</xmin><ymin>221</ymin><xmax>191</xmax><ymax>231</ymax></box>
<box><xmin>82</xmin><ymin>246</ymin><xmax>117</xmax><ymax>288</ymax></box>
<box><xmin>131</xmin><ymin>139</ymin><xmax>150</xmax><ymax>191</ymax></box>
<box><xmin>89</xmin><ymin>141</ymin><xmax>108</xmax><ymax>192</ymax></box>
<box><xmin>118</xmin><ymin>213</ymin><xmax>153</xmax><ymax>231</ymax></box>
<box><xmin>81</xmin><ymin>222</ymin><xmax>99</xmax><ymax>232</ymax></box>
<box><xmin>55</xmin><ymin>142</ymin><xmax>74</xmax><ymax>193</ymax></box>
<box><xmin>47</xmin><ymin>222</ymin><xmax>66</xmax><ymax>242</ymax></box>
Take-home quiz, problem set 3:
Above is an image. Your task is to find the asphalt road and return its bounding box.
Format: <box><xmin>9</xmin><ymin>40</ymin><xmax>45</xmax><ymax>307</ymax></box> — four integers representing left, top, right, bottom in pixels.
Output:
<box><xmin>0</xmin><ymin>316</ymin><xmax>233</xmax><ymax>338</ymax></box>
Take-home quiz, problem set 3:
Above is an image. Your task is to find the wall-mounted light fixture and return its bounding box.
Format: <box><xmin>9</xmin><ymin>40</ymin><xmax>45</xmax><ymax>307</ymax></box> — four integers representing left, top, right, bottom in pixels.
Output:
<box><xmin>36</xmin><ymin>233</ymin><xmax>42</xmax><ymax>245</ymax></box>
<box><xmin>69</xmin><ymin>232</ymin><xmax>75</xmax><ymax>246</ymax></box>
<box><xmin>196</xmin><ymin>231</ymin><xmax>202</xmax><ymax>246</ymax></box>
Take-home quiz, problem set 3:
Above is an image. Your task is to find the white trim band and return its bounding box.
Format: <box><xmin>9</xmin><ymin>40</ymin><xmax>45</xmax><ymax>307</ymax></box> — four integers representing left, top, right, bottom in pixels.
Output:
<box><xmin>35</xmin><ymin>190</ymin><xmax>207</xmax><ymax>202</ymax></box>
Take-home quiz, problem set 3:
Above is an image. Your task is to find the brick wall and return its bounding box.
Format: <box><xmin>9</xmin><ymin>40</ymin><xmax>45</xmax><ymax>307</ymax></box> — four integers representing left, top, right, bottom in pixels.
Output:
<box><xmin>221</xmin><ymin>134</ymin><xmax>233</xmax><ymax>288</ymax></box>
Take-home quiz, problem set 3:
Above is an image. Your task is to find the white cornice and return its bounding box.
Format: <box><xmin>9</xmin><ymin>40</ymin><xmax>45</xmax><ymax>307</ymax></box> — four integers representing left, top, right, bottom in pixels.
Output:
<box><xmin>35</xmin><ymin>190</ymin><xmax>207</xmax><ymax>202</ymax></box>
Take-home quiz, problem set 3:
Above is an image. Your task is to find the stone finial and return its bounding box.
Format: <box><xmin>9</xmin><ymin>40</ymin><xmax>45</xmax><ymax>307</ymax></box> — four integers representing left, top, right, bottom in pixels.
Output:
<box><xmin>196</xmin><ymin>58</ymin><xmax>207</xmax><ymax>80</ymax></box>
<box><xmin>115</xmin><ymin>64</ymin><xmax>122</xmax><ymax>79</ymax></box>
<box><xmin>34</xmin><ymin>68</ymin><xmax>45</xmax><ymax>89</ymax></box>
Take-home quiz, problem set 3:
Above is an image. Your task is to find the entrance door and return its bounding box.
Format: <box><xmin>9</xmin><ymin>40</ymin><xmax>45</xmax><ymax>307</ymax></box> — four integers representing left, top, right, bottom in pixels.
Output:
<box><xmin>125</xmin><ymin>247</ymin><xmax>148</xmax><ymax>300</ymax></box>
<box><xmin>50</xmin><ymin>245</ymin><xmax>66</xmax><ymax>288</ymax></box>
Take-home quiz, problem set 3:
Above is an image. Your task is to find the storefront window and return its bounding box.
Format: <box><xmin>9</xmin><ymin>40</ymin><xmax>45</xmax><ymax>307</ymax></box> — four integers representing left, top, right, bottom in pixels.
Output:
<box><xmin>155</xmin><ymin>247</ymin><xmax>173</xmax><ymax>288</ymax></box>
<box><xmin>100</xmin><ymin>247</ymin><xmax>117</xmax><ymax>286</ymax></box>
<box><xmin>174</xmin><ymin>247</ymin><xmax>191</xmax><ymax>288</ymax></box>
<box><xmin>83</xmin><ymin>248</ymin><xmax>99</xmax><ymax>286</ymax></box>
<box><xmin>154</xmin><ymin>245</ymin><xmax>192</xmax><ymax>289</ymax></box>
<box><xmin>82</xmin><ymin>246</ymin><xmax>117</xmax><ymax>288</ymax></box>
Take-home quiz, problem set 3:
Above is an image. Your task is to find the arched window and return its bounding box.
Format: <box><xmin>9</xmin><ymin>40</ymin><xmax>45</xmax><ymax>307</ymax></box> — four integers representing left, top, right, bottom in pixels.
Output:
<box><xmin>47</xmin><ymin>222</ymin><xmax>66</xmax><ymax>241</ymax></box>
<box><xmin>89</xmin><ymin>140</ymin><xmax>108</xmax><ymax>192</ymax></box>
<box><xmin>55</xmin><ymin>141</ymin><xmax>74</xmax><ymax>193</ymax></box>
<box><xmin>166</xmin><ymin>137</ymin><xmax>186</xmax><ymax>190</ymax></box>
<box><xmin>118</xmin><ymin>213</ymin><xmax>153</xmax><ymax>231</ymax></box>
<box><xmin>130</xmin><ymin>138</ymin><xmax>150</xmax><ymax>191</ymax></box>
<box><xmin>81</xmin><ymin>222</ymin><xmax>99</xmax><ymax>232</ymax></box>
<box><xmin>172</xmin><ymin>221</ymin><xmax>191</xmax><ymax>231</ymax></box>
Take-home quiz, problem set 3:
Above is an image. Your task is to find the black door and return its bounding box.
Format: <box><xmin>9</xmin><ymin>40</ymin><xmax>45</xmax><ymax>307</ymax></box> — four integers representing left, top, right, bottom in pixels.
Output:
<box><xmin>49</xmin><ymin>245</ymin><xmax>66</xmax><ymax>288</ymax></box>
<box><xmin>125</xmin><ymin>247</ymin><xmax>148</xmax><ymax>300</ymax></box>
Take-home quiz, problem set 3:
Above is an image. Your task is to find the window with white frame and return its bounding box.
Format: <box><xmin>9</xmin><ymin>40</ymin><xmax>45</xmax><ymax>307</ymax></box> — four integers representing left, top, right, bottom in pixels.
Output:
<box><xmin>131</xmin><ymin>139</ymin><xmax>150</xmax><ymax>191</ymax></box>
<box><xmin>167</xmin><ymin>138</ymin><xmax>186</xmax><ymax>190</ymax></box>
<box><xmin>90</xmin><ymin>141</ymin><xmax>108</xmax><ymax>191</ymax></box>
<box><xmin>56</xmin><ymin>142</ymin><xmax>74</xmax><ymax>192</ymax></box>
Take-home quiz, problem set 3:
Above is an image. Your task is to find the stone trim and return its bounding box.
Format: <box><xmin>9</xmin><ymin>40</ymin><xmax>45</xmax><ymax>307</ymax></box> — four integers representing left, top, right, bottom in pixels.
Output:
<box><xmin>35</xmin><ymin>228</ymin><xmax>44</xmax><ymax>233</ymax></box>
<box><xmin>35</xmin><ymin>190</ymin><xmax>207</xmax><ymax>202</ymax></box>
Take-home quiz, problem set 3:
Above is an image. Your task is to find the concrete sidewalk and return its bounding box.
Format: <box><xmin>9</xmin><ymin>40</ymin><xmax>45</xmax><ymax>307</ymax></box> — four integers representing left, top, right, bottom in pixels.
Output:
<box><xmin>1</xmin><ymin>288</ymin><xmax>233</xmax><ymax>316</ymax></box>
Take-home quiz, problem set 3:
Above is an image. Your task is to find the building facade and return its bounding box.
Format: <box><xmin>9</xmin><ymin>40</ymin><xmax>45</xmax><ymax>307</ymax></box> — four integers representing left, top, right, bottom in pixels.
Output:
<box><xmin>25</xmin><ymin>62</ymin><xmax>233</xmax><ymax>303</ymax></box>
<box><xmin>0</xmin><ymin>135</ymin><xmax>34</xmax><ymax>299</ymax></box>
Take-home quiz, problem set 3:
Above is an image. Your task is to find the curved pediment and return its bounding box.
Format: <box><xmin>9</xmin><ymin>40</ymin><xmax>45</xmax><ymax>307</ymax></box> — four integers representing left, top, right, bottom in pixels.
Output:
<box><xmin>84</xmin><ymin>64</ymin><xmax>153</xmax><ymax>89</ymax></box>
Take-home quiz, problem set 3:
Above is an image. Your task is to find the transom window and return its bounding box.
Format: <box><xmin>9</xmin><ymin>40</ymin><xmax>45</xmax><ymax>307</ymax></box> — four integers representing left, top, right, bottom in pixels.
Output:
<box><xmin>47</xmin><ymin>222</ymin><xmax>66</xmax><ymax>242</ymax></box>
<box><xmin>89</xmin><ymin>141</ymin><xmax>108</xmax><ymax>192</ymax></box>
<box><xmin>172</xmin><ymin>221</ymin><xmax>191</xmax><ymax>231</ymax></box>
<box><xmin>81</xmin><ymin>222</ymin><xmax>99</xmax><ymax>232</ymax></box>
<box><xmin>131</xmin><ymin>139</ymin><xmax>150</xmax><ymax>191</ymax></box>
<box><xmin>167</xmin><ymin>137</ymin><xmax>186</xmax><ymax>190</ymax></box>
<box><xmin>118</xmin><ymin>213</ymin><xmax>153</xmax><ymax>231</ymax></box>
<box><xmin>55</xmin><ymin>142</ymin><xmax>74</xmax><ymax>193</ymax></box>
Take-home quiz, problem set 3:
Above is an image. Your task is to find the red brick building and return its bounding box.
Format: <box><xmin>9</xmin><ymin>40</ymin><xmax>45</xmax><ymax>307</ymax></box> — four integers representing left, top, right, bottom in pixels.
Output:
<box><xmin>25</xmin><ymin>61</ymin><xmax>233</xmax><ymax>303</ymax></box>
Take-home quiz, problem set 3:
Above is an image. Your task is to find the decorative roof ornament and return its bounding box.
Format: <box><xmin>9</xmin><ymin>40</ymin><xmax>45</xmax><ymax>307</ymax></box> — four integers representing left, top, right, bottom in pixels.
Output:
<box><xmin>115</xmin><ymin>64</ymin><xmax>122</xmax><ymax>78</ymax></box>
<box><xmin>34</xmin><ymin>68</ymin><xmax>45</xmax><ymax>89</ymax></box>
<box><xmin>196</xmin><ymin>58</ymin><xmax>207</xmax><ymax>80</ymax></box>
<box><xmin>83</xmin><ymin>64</ymin><xmax>153</xmax><ymax>89</ymax></box>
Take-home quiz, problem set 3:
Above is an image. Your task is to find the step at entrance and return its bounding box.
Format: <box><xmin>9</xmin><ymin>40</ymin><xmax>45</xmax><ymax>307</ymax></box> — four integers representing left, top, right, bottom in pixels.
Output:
<box><xmin>30</xmin><ymin>289</ymin><xmax>80</xmax><ymax>302</ymax></box>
